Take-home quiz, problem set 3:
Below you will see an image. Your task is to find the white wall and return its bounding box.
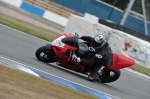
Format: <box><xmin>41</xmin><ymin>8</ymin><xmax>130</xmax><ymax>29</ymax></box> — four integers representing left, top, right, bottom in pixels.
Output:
<box><xmin>43</xmin><ymin>10</ymin><xmax>68</xmax><ymax>26</ymax></box>
<box><xmin>64</xmin><ymin>14</ymin><xmax>150</xmax><ymax>67</ymax></box>
<box><xmin>64</xmin><ymin>14</ymin><xmax>112</xmax><ymax>37</ymax></box>
<box><xmin>84</xmin><ymin>13</ymin><xmax>99</xmax><ymax>23</ymax></box>
<box><xmin>1</xmin><ymin>0</ymin><xmax>22</xmax><ymax>7</ymax></box>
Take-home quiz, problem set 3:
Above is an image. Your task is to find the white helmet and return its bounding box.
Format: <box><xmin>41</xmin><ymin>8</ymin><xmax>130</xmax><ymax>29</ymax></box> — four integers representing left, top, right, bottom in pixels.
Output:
<box><xmin>92</xmin><ymin>34</ymin><xmax>107</xmax><ymax>48</ymax></box>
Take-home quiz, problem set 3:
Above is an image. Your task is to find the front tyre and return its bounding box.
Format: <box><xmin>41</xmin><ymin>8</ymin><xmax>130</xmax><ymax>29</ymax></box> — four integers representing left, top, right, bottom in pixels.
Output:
<box><xmin>35</xmin><ymin>46</ymin><xmax>57</xmax><ymax>62</ymax></box>
<box><xmin>100</xmin><ymin>69</ymin><xmax>121</xmax><ymax>83</ymax></box>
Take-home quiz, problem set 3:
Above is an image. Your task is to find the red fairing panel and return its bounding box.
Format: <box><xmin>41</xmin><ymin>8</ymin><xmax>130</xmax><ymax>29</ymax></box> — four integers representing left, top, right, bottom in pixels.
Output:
<box><xmin>108</xmin><ymin>53</ymin><xmax>135</xmax><ymax>70</ymax></box>
<box><xmin>52</xmin><ymin>46</ymin><xmax>84</xmax><ymax>70</ymax></box>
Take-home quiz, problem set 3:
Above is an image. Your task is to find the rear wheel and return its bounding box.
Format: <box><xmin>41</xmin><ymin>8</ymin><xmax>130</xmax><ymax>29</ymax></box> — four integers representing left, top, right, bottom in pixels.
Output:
<box><xmin>100</xmin><ymin>69</ymin><xmax>121</xmax><ymax>83</ymax></box>
<box><xmin>35</xmin><ymin>46</ymin><xmax>57</xmax><ymax>62</ymax></box>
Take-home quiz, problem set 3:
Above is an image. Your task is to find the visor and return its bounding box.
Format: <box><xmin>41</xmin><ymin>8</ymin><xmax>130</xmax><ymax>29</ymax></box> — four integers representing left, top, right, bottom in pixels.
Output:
<box><xmin>92</xmin><ymin>40</ymin><xmax>101</xmax><ymax>48</ymax></box>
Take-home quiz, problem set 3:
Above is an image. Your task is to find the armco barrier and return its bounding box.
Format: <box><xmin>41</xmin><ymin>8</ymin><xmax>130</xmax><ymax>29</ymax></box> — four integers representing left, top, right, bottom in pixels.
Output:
<box><xmin>64</xmin><ymin>14</ymin><xmax>150</xmax><ymax>68</ymax></box>
<box><xmin>1</xmin><ymin>0</ymin><xmax>68</xmax><ymax>26</ymax></box>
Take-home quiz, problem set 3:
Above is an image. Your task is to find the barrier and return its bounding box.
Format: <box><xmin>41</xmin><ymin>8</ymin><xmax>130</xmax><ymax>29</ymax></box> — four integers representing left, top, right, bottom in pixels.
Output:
<box><xmin>20</xmin><ymin>1</ymin><xmax>45</xmax><ymax>17</ymax></box>
<box><xmin>64</xmin><ymin>14</ymin><xmax>150</xmax><ymax>67</ymax></box>
<box><xmin>1</xmin><ymin>0</ymin><xmax>68</xmax><ymax>26</ymax></box>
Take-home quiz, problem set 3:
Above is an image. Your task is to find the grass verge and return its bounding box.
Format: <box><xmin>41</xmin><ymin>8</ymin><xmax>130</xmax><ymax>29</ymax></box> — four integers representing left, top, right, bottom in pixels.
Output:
<box><xmin>130</xmin><ymin>64</ymin><xmax>150</xmax><ymax>76</ymax></box>
<box><xmin>0</xmin><ymin>11</ymin><xmax>150</xmax><ymax>78</ymax></box>
<box><xmin>0</xmin><ymin>12</ymin><xmax>59</xmax><ymax>42</ymax></box>
<box><xmin>0</xmin><ymin>65</ymin><xmax>98</xmax><ymax>99</ymax></box>
<box><xmin>19</xmin><ymin>8</ymin><xmax>64</xmax><ymax>28</ymax></box>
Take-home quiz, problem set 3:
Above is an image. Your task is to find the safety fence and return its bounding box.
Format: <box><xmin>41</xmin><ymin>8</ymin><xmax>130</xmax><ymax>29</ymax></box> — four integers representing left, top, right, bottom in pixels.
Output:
<box><xmin>24</xmin><ymin>0</ymin><xmax>83</xmax><ymax>18</ymax></box>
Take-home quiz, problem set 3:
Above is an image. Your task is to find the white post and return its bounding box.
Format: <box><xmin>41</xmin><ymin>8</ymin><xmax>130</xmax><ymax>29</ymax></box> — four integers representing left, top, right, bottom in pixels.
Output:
<box><xmin>120</xmin><ymin>0</ymin><xmax>135</xmax><ymax>25</ymax></box>
<box><xmin>141</xmin><ymin>0</ymin><xmax>148</xmax><ymax>35</ymax></box>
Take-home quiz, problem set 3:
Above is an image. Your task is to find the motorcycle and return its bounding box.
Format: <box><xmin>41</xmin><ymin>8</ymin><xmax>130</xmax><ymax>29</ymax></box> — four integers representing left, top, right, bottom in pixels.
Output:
<box><xmin>35</xmin><ymin>33</ymin><xmax>135</xmax><ymax>83</ymax></box>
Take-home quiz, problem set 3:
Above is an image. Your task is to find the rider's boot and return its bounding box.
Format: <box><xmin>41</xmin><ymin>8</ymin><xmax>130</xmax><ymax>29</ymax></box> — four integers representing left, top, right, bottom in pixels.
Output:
<box><xmin>88</xmin><ymin>66</ymin><xmax>107</xmax><ymax>81</ymax></box>
<box><xmin>98</xmin><ymin>66</ymin><xmax>105</xmax><ymax>75</ymax></box>
<box><xmin>88</xmin><ymin>66</ymin><xmax>102</xmax><ymax>81</ymax></box>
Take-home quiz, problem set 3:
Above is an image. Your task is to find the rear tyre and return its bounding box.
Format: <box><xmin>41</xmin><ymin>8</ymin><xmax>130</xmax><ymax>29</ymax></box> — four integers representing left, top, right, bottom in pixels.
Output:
<box><xmin>35</xmin><ymin>46</ymin><xmax>57</xmax><ymax>62</ymax></box>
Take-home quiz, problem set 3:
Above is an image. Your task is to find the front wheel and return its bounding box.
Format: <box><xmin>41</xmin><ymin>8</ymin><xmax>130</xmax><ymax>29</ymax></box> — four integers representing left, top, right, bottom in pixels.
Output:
<box><xmin>35</xmin><ymin>46</ymin><xmax>57</xmax><ymax>62</ymax></box>
<box><xmin>100</xmin><ymin>69</ymin><xmax>121</xmax><ymax>83</ymax></box>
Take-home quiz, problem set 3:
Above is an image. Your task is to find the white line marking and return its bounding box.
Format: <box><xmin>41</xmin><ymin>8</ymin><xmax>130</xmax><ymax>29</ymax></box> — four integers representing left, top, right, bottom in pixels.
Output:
<box><xmin>17</xmin><ymin>64</ymin><xmax>40</xmax><ymax>77</ymax></box>
<box><xmin>123</xmin><ymin>68</ymin><xmax>150</xmax><ymax>81</ymax></box>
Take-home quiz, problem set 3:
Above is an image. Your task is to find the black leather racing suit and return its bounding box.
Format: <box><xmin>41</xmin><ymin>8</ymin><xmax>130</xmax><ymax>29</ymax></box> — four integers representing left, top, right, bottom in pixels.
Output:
<box><xmin>79</xmin><ymin>36</ymin><xmax>112</xmax><ymax>77</ymax></box>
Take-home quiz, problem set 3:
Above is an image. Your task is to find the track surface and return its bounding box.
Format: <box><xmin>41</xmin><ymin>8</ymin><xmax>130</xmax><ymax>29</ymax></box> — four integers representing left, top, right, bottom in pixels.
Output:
<box><xmin>0</xmin><ymin>25</ymin><xmax>150</xmax><ymax>99</ymax></box>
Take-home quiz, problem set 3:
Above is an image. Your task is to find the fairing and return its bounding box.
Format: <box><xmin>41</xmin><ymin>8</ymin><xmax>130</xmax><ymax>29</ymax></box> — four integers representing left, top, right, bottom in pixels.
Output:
<box><xmin>51</xmin><ymin>33</ymin><xmax>84</xmax><ymax>70</ymax></box>
<box><xmin>109</xmin><ymin>53</ymin><xmax>135</xmax><ymax>70</ymax></box>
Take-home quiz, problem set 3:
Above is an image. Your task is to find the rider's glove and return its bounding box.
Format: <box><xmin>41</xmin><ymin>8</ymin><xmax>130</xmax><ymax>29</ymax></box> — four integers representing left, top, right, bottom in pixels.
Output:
<box><xmin>72</xmin><ymin>54</ymin><xmax>81</xmax><ymax>62</ymax></box>
<box><xmin>78</xmin><ymin>35</ymin><xmax>82</xmax><ymax>39</ymax></box>
<box><xmin>75</xmin><ymin>33</ymin><xmax>82</xmax><ymax>39</ymax></box>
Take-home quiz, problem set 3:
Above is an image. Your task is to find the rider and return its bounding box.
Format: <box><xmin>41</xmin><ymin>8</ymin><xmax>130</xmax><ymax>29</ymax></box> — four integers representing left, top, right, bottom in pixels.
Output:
<box><xmin>72</xmin><ymin>34</ymin><xmax>112</xmax><ymax>81</ymax></box>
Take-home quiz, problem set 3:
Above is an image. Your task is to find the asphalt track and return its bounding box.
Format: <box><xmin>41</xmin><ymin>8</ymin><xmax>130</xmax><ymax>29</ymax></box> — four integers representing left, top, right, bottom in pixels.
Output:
<box><xmin>0</xmin><ymin>24</ymin><xmax>150</xmax><ymax>99</ymax></box>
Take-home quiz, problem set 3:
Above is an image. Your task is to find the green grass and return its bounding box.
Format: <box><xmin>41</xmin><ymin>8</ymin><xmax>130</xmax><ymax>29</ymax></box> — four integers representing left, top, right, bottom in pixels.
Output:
<box><xmin>0</xmin><ymin>12</ymin><xmax>59</xmax><ymax>42</ymax></box>
<box><xmin>130</xmin><ymin>64</ymin><xmax>150</xmax><ymax>76</ymax></box>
